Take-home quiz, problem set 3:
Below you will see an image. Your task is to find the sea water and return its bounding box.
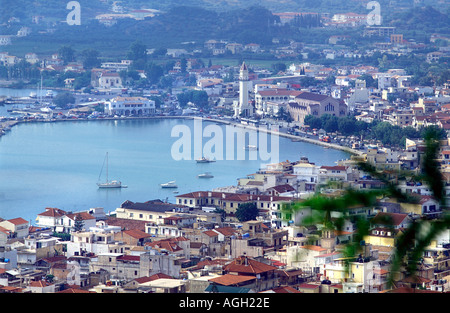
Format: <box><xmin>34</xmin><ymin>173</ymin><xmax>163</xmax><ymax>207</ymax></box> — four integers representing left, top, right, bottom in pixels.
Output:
<box><xmin>0</xmin><ymin>118</ymin><xmax>349</xmax><ymax>222</ymax></box>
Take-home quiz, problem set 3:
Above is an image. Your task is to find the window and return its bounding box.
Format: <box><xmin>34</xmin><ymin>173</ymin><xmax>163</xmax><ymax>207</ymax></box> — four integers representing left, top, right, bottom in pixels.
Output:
<box><xmin>325</xmin><ymin>103</ymin><xmax>335</xmax><ymax>112</ymax></box>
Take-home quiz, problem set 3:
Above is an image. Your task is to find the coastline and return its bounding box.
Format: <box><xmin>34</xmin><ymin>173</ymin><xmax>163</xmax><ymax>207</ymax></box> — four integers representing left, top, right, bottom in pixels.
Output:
<box><xmin>0</xmin><ymin>115</ymin><xmax>362</xmax><ymax>156</ymax></box>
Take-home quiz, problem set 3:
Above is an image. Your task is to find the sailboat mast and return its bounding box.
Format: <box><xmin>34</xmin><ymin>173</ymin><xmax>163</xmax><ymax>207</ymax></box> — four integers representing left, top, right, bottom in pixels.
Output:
<box><xmin>40</xmin><ymin>75</ymin><xmax>42</xmax><ymax>105</ymax></box>
<box><xmin>106</xmin><ymin>152</ymin><xmax>109</xmax><ymax>183</ymax></box>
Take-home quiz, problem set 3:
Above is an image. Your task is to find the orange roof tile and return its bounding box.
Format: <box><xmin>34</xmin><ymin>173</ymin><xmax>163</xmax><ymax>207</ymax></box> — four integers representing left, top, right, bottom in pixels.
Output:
<box><xmin>6</xmin><ymin>217</ymin><xmax>28</xmax><ymax>225</ymax></box>
<box><xmin>224</xmin><ymin>256</ymin><xmax>277</xmax><ymax>275</ymax></box>
<box><xmin>209</xmin><ymin>274</ymin><xmax>255</xmax><ymax>286</ymax></box>
<box><xmin>38</xmin><ymin>208</ymin><xmax>67</xmax><ymax>217</ymax></box>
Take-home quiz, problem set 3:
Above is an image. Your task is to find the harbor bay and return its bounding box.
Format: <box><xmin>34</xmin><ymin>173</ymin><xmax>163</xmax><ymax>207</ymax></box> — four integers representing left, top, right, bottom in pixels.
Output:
<box><xmin>0</xmin><ymin>118</ymin><xmax>349</xmax><ymax>222</ymax></box>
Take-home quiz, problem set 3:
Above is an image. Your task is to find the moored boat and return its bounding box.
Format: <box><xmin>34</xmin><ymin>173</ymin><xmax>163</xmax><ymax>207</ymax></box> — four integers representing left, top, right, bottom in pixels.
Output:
<box><xmin>160</xmin><ymin>180</ymin><xmax>178</xmax><ymax>188</ymax></box>
<box><xmin>244</xmin><ymin>145</ymin><xmax>258</xmax><ymax>151</ymax></box>
<box><xmin>198</xmin><ymin>172</ymin><xmax>214</xmax><ymax>178</ymax></box>
<box><xmin>97</xmin><ymin>152</ymin><xmax>126</xmax><ymax>188</ymax></box>
<box><xmin>196</xmin><ymin>157</ymin><xmax>215</xmax><ymax>163</ymax></box>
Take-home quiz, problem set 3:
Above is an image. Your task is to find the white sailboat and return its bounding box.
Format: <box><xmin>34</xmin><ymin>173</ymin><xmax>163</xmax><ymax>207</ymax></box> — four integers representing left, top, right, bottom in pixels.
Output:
<box><xmin>97</xmin><ymin>152</ymin><xmax>127</xmax><ymax>188</ymax></box>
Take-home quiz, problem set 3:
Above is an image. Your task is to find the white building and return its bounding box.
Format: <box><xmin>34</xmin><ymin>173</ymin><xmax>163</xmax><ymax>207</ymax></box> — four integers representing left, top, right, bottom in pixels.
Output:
<box><xmin>98</xmin><ymin>72</ymin><xmax>123</xmax><ymax>89</ymax></box>
<box><xmin>66</xmin><ymin>223</ymin><xmax>123</xmax><ymax>258</ymax></box>
<box><xmin>104</xmin><ymin>96</ymin><xmax>156</xmax><ymax>116</ymax></box>
<box><xmin>0</xmin><ymin>36</ymin><xmax>12</xmax><ymax>46</ymax></box>
<box><xmin>101</xmin><ymin>60</ymin><xmax>132</xmax><ymax>71</ymax></box>
<box><xmin>35</xmin><ymin>208</ymin><xmax>96</xmax><ymax>233</ymax></box>
<box><xmin>0</xmin><ymin>218</ymin><xmax>29</xmax><ymax>239</ymax></box>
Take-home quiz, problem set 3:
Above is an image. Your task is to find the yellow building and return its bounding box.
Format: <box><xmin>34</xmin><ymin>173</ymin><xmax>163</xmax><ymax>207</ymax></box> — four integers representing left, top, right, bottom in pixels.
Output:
<box><xmin>400</xmin><ymin>195</ymin><xmax>441</xmax><ymax>219</ymax></box>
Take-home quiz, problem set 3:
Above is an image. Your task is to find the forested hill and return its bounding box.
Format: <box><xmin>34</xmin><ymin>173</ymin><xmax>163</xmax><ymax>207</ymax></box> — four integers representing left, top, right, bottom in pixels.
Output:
<box><xmin>1</xmin><ymin>0</ymin><xmax>448</xmax><ymax>57</ymax></box>
<box><xmin>5</xmin><ymin>6</ymin><xmax>292</xmax><ymax>55</ymax></box>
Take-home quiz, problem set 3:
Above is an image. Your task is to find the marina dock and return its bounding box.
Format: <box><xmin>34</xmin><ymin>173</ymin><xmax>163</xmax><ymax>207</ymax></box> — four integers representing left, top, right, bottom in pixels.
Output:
<box><xmin>0</xmin><ymin>120</ymin><xmax>19</xmax><ymax>136</ymax></box>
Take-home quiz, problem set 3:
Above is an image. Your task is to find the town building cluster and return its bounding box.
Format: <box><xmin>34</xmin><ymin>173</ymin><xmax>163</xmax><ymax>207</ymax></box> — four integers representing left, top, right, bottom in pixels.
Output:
<box><xmin>0</xmin><ymin>4</ymin><xmax>449</xmax><ymax>294</ymax></box>
<box><xmin>0</xmin><ymin>131</ymin><xmax>450</xmax><ymax>294</ymax></box>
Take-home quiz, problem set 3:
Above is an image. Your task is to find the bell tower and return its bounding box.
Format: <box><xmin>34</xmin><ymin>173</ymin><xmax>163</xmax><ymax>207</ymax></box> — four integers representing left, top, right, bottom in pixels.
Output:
<box><xmin>234</xmin><ymin>62</ymin><xmax>253</xmax><ymax>117</ymax></box>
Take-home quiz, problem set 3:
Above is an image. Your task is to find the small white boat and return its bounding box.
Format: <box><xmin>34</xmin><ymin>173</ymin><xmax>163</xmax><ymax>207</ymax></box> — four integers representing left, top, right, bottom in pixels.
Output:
<box><xmin>160</xmin><ymin>181</ymin><xmax>178</xmax><ymax>188</ymax></box>
<box><xmin>244</xmin><ymin>145</ymin><xmax>258</xmax><ymax>151</ymax></box>
<box><xmin>196</xmin><ymin>157</ymin><xmax>215</xmax><ymax>163</ymax></box>
<box><xmin>198</xmin><ymin>172</ymin><xmax>214</xmax><ymax>178</ymax></box>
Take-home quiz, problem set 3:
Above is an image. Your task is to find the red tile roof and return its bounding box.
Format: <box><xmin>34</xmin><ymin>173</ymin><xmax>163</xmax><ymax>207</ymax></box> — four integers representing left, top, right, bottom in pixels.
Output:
<box><xmin>66</xmin><ymin>212</ymin><xmax>95</xmax><ymax>221</ymax></box>
<box><xmin>29</xmin><ymin>280</ymin><xmax>53</xmax><ymax>288</ymax></box>
<box><xmin>203</xmin><ymin>230</ymin><xmax>219</xmax><ymax>237</ymax></box>
<box><xmin>209</xmin><ymin>273</ymin><xmax>256</xmax><ymax>286</ymax></box>
<box><xmin>6</xmin><ymin>217</ymin><xmax>28</xmax><ymax>225</ymax></box>
<box><xmin>268</xmin><ymin>286</ymin><xmax>302</xmax><ymax>293</ymax></box>
<box><xmin>145</xmin><ymin>240</ymin><xmax>183</xmax><ymax>252</ymax></box>
<box><xmin>224</xmin><ymin>256</ymin><xmax>277</xmax><ymax>275</ymax></box>
<box><xmin>38</xmin><ymin>208</ymin><xmax>67</xmax><ymax>217</ymax></box>
<box><xmin>176</xmin><ymin>191</ymin><xmax>291</xmax><ymax>202</ymax></box>
<box><xmin>122</xmin><ymin>229</ymin><xmax>152</xmax><ymax>239</ymax></box>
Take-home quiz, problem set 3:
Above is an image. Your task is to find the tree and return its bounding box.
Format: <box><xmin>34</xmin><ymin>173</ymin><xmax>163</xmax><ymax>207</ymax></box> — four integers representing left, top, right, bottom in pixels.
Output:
<box><xmin>145</xmin><ymin>63</ymin><xmax>164</xmax><ymax>85</ymax></box>
<box><xmin>53</xmin><ymin>92</ymin><xmax>75</xmax><ymax>109</ymax></box>
<box><xmin>358</xmin><ymin>74</ymin><xmax>377</xmax><ymax>88</ymax></box>
<box><xmin>73</xmin><ymin>214</ymin><xmax>84</xmax><ymax>232</ymax></box>
<box><xmin>58</xmin><ymin>46</ymin><xmax>76</xmax><ymax>65</ymax></box>
<box><xmin>235</xmin><ymin>202</ymin><xmax>259</xmax><ymax>222</ymax></box>
<box><xmin>300</xmin><ymin>76</ymin><xmax>319</xmax><ymax>87</ymax></box>
<box><xmin>271</xmin><ymin>62</ymin><xmax>287</xmax><ymax>74</ymax></box>
<box><xmin>304</xmin><ymin>115</ymin><xmax>322</xmax><ymax>129</ymax></box>
<box><xmin>321</xmin><ymin>114</ymin><xmax>339</xmax><ymax>133</ymax></box>
<box><xmin>180</xmin><ymin>58</ymin><xmax>187</xmax><ymax>73</ymax></box>
<box><xmin>152</xmin><ymin>47</ymin><xmax>167</xmax><ymax>57</ymax></box>
<box><xmin>81</xmin><ymin>49</ymin><xmax>101</xmax><ymax>69</ymax></box>
<box><xmin>276</xmin><ymin>107</ymin><xmax>292</xmax><ymax>122</ymax></box>
<box><xmin>214</xmin><ymin>208</ymin><xmax>227</xmax><ymax>223</ymax></box>
<box><xmin>127</xmin><ymin>41</ymin><xmax>147</xmax><ymax>67</ymax></box>
<box><xmin>177</xmin><ymin>90</ymin><xmax>209</xmax><ymax>109</ymax></box>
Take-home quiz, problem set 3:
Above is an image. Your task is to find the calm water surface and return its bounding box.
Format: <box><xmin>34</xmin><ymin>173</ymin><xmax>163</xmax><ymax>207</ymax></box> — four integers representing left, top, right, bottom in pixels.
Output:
<box><xmin>0</xmin><ymin>118</ymin><xmax>350</xmax><ymax>222</ymax></box>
